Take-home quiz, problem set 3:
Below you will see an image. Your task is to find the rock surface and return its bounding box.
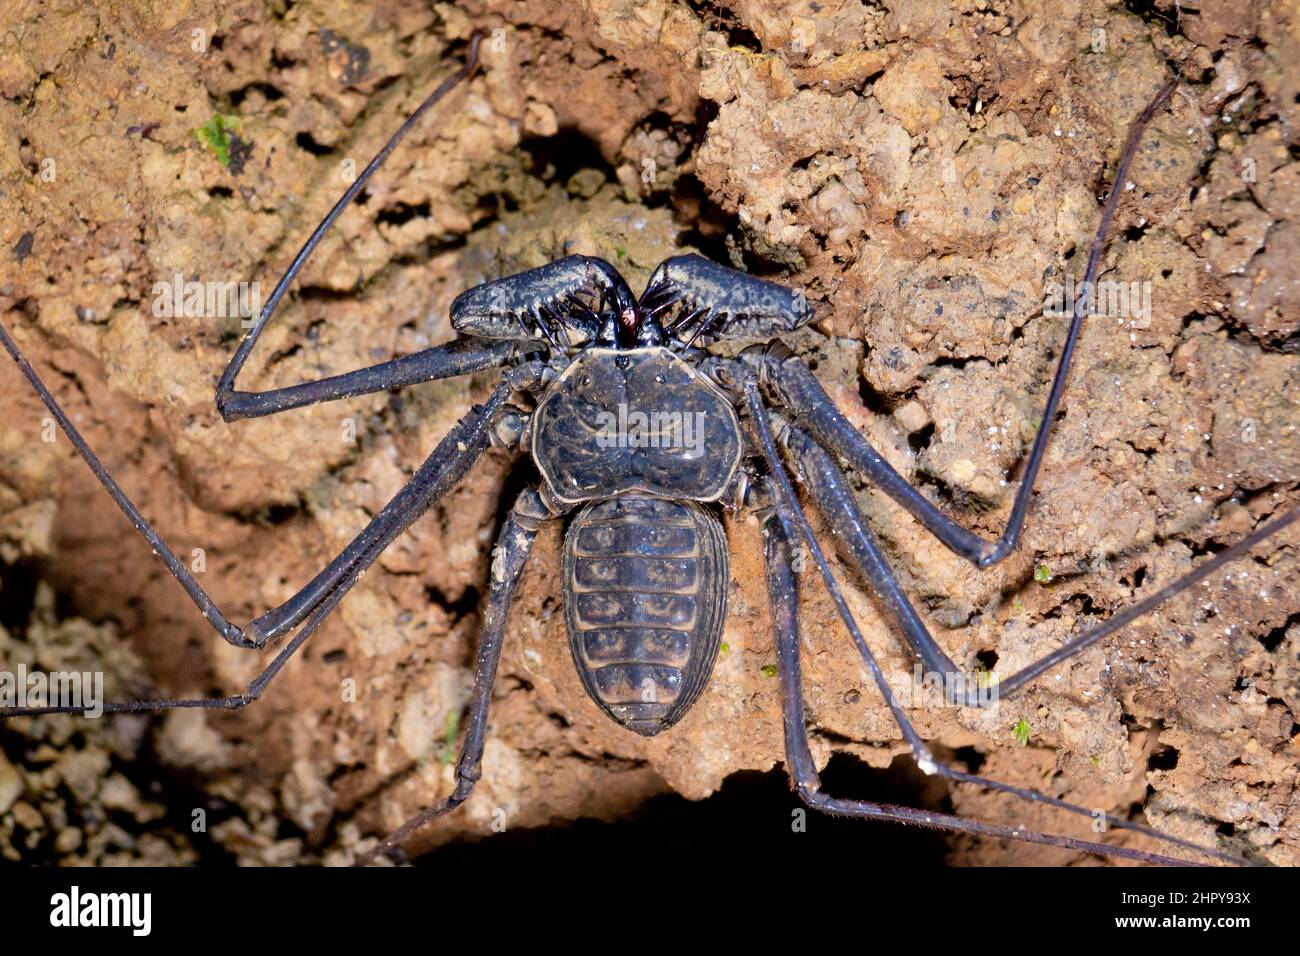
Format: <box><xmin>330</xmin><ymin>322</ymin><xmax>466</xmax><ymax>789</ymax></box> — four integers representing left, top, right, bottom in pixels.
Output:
<box><xmin>0</xmin><ymin>0</ymin><xmax>1297</xmax><ymax>865</ymax></box>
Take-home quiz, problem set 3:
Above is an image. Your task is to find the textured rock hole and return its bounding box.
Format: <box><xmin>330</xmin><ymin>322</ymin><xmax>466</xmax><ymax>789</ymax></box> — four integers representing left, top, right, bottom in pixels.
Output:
<box><xmin>1148</xmin><ymin>744</ymin><xmax>1179</xmax><ymax>771</ymax></box>
<box><xmin>908</xmin><ymin>421</ymin><xmax>936</xmax><ymax>454</ymax></box>
<box><xmin>230</xmin><ymin>82</ymin><xmax>285</xmax><ymax>107</ymax></box>
<box><xmin>521</xmin><ymin>127</ymin><xmax>614</xmax><ymax>190</ymax></box>
<box><xmin>0</xmin><ymin>561</ymin><xmax>43</xmax><ymax>635</ymax></box>
<box><xmin>1257</xmin><ymin>614</ymin><xmax>1296</xmax><ymax>653</ymax></box>
<box><xmin>424</xmin><ymin>584</ymin><xmax>481</xmax><ymax>624</ymax></box>
<box><xmin>856</xmin><ymin>377</ymin><xmax>893</xmax><ymax>417</ymax></box>
<box><xmin>684</xmin><ymin>0</ymin><xmax>762</xmax><ymax>53</ymax></box>
<box><xmin>295</xmin><ymin>130</ymin><xmax>333</xmax><ymax>156</ymax></box>
<box><xmin>668</xmin><ymin>173</ymin><xmax>735</xmax><ymax>264</ymax></box>
<box><xmin>1122</xmin><ymin>0</ymin><xmax>1183</xmax><ymax>38</ymax></box>
<box><xmin>376</xmin><ymin>201</ymin><xmax>433</xmax><ymax>227</ymax></box>
<box><xmin>950</xmin><ymin>745</ymin><xmax>987</xmax><ymax>774</ymax></box>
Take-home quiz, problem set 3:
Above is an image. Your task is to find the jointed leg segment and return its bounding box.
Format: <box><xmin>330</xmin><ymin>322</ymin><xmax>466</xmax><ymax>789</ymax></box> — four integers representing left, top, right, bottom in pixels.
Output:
<box><xmin>761</xmin><ymin>516</ymin><xmax>1208</xmax><ymax>866</ymax></box>
<box><xmin>357</xmin><ymin>486</ymin><xmax>552</xmax><ymax>865</ymax></box>
<box><xmin>0</xmin><ymin>297</ymin><xmax>545</xmax><ymax>713</ymax></box>
<box><xmin>763</xmin><ymin>412</ymin><xmax>1298</xmax><ymax>707</ymax></box>
<box><xmin>0</xmin><ymin>36</ymin><xmax>492</xmax><ymax>663</ymax></box>
<box><xmin>241</xmin><ymin>367</ymin><xmax>543</xmax><ymax>646</ymax></box>
<box><xmin>743</xmin><ymin>371</ymin><xmax>1291</xmax><ymax>863</ymax></box>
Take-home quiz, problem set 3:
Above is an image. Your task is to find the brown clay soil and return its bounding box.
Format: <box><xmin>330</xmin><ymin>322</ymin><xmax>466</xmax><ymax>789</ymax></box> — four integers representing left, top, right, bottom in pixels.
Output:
<box><xmin>0</xmin><ymin>0</ymin><xmax>1297</xmax><ymax>866</ymax></box>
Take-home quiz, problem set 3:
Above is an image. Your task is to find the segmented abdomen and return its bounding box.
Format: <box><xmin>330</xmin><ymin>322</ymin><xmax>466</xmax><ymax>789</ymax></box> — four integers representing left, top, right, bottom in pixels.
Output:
<box><xmin>563</xmin><ymin>496</ymin><xmax>728</xmax><ymax>736</ymax></box>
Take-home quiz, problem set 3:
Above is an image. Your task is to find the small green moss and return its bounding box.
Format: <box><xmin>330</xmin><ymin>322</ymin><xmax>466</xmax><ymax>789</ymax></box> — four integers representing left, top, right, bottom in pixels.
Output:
<box><xmin>1033</xmin><ymin>563</ymin><xmax>1052</xmax><ymax>584</ymax></box>
<box><xmin>438</xmin><ymin>710</ymin><xmax>459</xmax><ymax>766</ymax></box>
<box><xmin>1012</xmin><ymin>717</ymin><xmax>1031</xmax><ymax>746</ymax></box>
<box><xmin>196</xmin><ymin>114</ymin><xmax>238</xmax><ymax>167</ymax></box>
<box><xmin>720</xmin><ymin>642</ymin><xmax>730</xmax><ymax>655</ymax></box>
<box><xmin>614</xmin><ymin>245</ymin><xmax>628</xmax><ymax>259</ymax></box>
<box><xmin>1089</xmin><ymin>754</ymin><xmax>1101</xmax><ymax>767</ymax></box>
<box><xmin>974</xmin><ymin>667</ymin><xmax>998</xmax><ymax>690</ymax></box>
<box><xmin>760</xmin><ymin>664</ymin><xmax>778</xmax><ymax>678</ymax></box>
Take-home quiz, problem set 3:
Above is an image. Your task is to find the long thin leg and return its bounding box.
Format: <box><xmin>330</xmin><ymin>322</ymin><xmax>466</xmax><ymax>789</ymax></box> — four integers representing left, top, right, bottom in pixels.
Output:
<box><xmin>762</xmin><ymin>517</ymin><xmax>1204</xmax><ymax>866</ymax></box>
<box><xmin>746</xmin><ymin>380</ymin><xmax>1259</xmax><ymax>863</ymax></box>
<box><xmin>355</xmin><ymin>486</ymin><xmax>550</xmax><ymax>866</ymax></box>
<box><xmin>1</xmin><ymin>303</ymin><xmax>542</xmax><ymax>659</ymax></box>
<box><xmin>778</xmin><ymin>415</ymin><xmax>962</xmax><ymax>679</ymax></box>
<box><xmin>240</xmin><ymin>373</ymin><xmax>534</xmax><ymax>646</ymax></box>
<box><xmin>2</xmin><ymin>319</ymin><xmax>240</xmax><ymax>647</ymax></box>
<box><xmin>217</xmin><ymin>338</ymin><xmax>517</xmax><ymax>422</ymax></box>
<box><xmin>770</xmin><ymin>423</ymin><xmax>1249</xmax><ymax>861</ymax></box>
<box><xmin>215</xmin><ymin>35</ymin><xmax>481</xmax><ymax>418</ymax></box>
<box><xmin>742</xmin><ymin>381</ymin><xmax>939</xmax><ymax>771</ymax></box>
<box><xmin>0</xmin><ymin>400</ymin><xmax>542</xmax><ymax>721</ymax></box>
<box><xmin>775</xmin><ymin>411</ymin><xmax>1296</xmax><ymax>709</ymax></box>
<box><xmin>0</xmin><ymin>555</ymin><xmax>341</xmax><ymax>716</ymax></box>
<box><xmin>764</xmin><ymin>78</ymin><xmax>1177</xmax><ymax>568</ymax></box>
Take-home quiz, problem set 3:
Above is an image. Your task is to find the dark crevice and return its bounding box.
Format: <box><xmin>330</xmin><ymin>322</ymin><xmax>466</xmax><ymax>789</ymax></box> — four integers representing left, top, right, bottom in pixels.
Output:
<box><xmin>0</xmin><ymin>560</ymin><xmax>41</xmax><ymax>635</ymax></box>
<box><xmin>375</xmin><ymin>201</ymin><xmax>432</xmax><ymax>227</ymax></box>
<box><xmin>930</xmin><ymin>354</ymin><xmax>977</xmax><ymax>371</ymax></box>
<box><xmin>230</xmin><ymin>81</ymin><xmax>285</xmax><ymax>107</ymax></box>
<box><xmin>295</xmin><ymin>130</ymin><xmax>333</xmax><ymax>156</ymax></box>
<box><xmin>1123</xmin><ymin>0</ymin><xmax>1186</xmax><ymax>38</ymax></box>
<box><xmin>908</xmin><ymin>420</ymin><xmax>936</xmax><ymax>453</ymax></box>
<box><xmin>857</xmin><ymin>376</ymin><xmax>893</xmax><ymax>417</ymax></box>
<box><xmin>250</xmin><ymin>502</ymin><xmax>300</xmax><ymax>527</ymax></box>
<box><xmin>423</xmin><ymin>584</ymin><xmax>481</xmax><ymax>626</ymax></box>
<box><xmin>949</xmin><ymin>745</ymin><xmax>987</xmax><ymax>774</ymax></box>
<box><xmin>414</xmin><ymin>753</ymin><xmax>952</xmax><ymax>866</ymax></box>
<box><xmin>683</xmin><ymin>1</ymin><xmax>763</xmax><ymax>53</ymax></box>
<box><xmin>670</xmin><ymin>172</ymin><xmax>735</xmax><ymax>264</ymax></box>
<box><xmin>520</xmin><ymin>127</ymin><xmax>614</xmax><ymax>189</ymax></box>
<box><xmin>1148</xmin><ymin>743</ymin><xmax>1179</xmax><ymax>771</ymax></box>
<box><xmin>1259</xmin><ymin>613</ymin><xmax>1298</xmax><ymax>653</ymax></box>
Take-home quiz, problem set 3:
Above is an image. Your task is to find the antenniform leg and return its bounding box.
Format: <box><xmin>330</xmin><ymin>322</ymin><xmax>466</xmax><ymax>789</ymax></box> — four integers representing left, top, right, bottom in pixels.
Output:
<box><xmin>772</xmin><ymin>410</ymin><xmax>1296</xmax><ymax>707</ymax></box>
<box><xmin>0</xmin><ymin>36</ymin><xmax>529</xmax><ymax>676</ymax></box>
<box><xmin>755</xmin><ymin>408</ymin><xmax>1278</xmax><ymax>862</ymax></box>
<box><xmin>754</xmin><ymin>79</ymin><xmax>1177</xmax><ymax>568</ymax></box>
<box><xmin>768</xmin><ymin>413</ymin><xmax>1296</xmax><ymax>703</ymax></box>
<box><xmin>215</xmin><ymin>38</ymin><xmax>482</xmax><ymax>418</ymax></box>
<box><xmin>357</xmin><ymin>486</ymin><xmax>551</xmax><ymax>865</ymax></box>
